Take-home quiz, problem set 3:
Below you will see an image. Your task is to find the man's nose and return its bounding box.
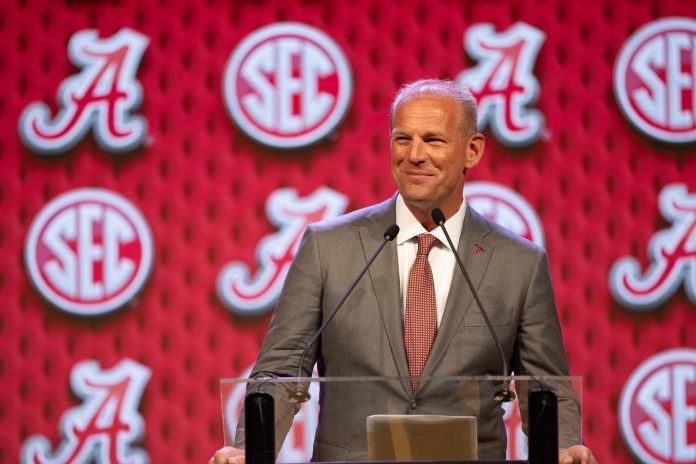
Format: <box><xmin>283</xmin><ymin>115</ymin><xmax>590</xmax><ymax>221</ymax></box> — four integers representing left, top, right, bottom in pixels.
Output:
<box><xmin>407</xmin><ymin>138</ymin><xmax>427</xmax><ymax>163</ymax></box>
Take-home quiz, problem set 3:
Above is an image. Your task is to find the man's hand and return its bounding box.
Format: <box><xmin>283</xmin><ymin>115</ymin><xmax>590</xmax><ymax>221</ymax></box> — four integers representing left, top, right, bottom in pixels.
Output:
<box><xmin>210</xmin><ymin>446</ymin><xmax>245</xmax><ymax>464</ymax></box>
<box><xmin>559</xmin><ymin>445</ymin><xmax>597</xmax><ymax>463</ymax></box>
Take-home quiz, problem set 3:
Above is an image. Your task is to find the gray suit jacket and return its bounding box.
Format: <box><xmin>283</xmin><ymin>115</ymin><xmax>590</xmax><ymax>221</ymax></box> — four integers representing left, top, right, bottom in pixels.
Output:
<box><xmin>237</xmin><ymin>195</ymin><xmax>580</xmax><ymax>460</ymax></box>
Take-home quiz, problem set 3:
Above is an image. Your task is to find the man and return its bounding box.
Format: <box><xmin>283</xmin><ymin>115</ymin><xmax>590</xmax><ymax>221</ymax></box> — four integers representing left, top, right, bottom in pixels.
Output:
<box><xmin>213</xmin><ymin>80</ymin><xmax>596</xmax><ymax>463</ymax></box>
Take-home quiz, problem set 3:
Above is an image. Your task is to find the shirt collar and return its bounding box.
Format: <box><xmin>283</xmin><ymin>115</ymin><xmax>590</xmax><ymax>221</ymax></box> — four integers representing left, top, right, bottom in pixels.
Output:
<box><xmin>395</xmin><ymin>194</ymin><xmax>466</xmax><ymax>251</ymax></box>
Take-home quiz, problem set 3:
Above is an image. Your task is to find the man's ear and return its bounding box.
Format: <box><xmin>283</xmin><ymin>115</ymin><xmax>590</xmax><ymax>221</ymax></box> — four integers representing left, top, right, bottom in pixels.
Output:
<box><xmin>464</xmin><ymin>132</ymin><xmax>485</xmax><ymax>169</ymax></box>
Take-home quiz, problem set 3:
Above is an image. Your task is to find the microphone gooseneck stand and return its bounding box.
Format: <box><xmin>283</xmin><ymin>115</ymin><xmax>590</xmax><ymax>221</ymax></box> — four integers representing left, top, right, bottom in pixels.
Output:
<box><xmin>431</xmin><ymin>207</ymin><xmax>515</xmax><ymax>403</ymax></box>
<box><xmin>288</xmin><ymin>223</ymin><xmax>400</xmax><ymax>403</ymax></box>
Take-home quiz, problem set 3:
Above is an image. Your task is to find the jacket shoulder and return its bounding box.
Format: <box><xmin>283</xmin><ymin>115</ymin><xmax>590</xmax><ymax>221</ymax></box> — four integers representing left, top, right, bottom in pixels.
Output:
<box><xmin>311</xmin><ymin>196</ymin><xmax>395</xmax><ymax>235</ymax></box>
<box><xmin>469</xmin><ymin>206</ymin><xmax>546</xmax><ymax>258</ymax></box>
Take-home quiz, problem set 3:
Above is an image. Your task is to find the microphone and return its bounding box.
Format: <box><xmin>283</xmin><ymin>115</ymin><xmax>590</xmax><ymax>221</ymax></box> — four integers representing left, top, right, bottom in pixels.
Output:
<box><xmin>289</xmin><ymin>224</ymin><xmax>400</xmax><ymax>403</ymax></box>
<box><xmin>430</xmin><ymin>208</ymin><xmax>516</xmax><ymax>402</ymax></box>
<box><xmin>244</xmin><ymin>388</ymin><xmax>275</xmax><ymax>464</ymax></box>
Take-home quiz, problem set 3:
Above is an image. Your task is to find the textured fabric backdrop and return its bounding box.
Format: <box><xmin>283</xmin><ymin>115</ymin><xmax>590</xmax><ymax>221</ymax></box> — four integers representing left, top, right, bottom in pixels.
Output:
<box><xmin>1</xmin><ymin>0</ymin><xmax>695</xmax><ymax>463</ymax></box>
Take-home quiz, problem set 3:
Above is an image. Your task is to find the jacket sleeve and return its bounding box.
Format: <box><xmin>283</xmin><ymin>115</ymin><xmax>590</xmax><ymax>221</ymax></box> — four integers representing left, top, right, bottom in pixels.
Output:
<box><xmin>234</xmin><ymin>225</ymin><xmax>324</xmax><ymax>452</ymax></box>
<box><xmin>512</xmin><ymin>248</ymin><xmax>582</xmax><ymax>448</ymax></box>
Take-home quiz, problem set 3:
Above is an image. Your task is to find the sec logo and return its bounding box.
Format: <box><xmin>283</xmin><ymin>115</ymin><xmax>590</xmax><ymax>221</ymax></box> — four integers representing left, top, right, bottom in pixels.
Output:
<box><xmin>619</xmin><ymin>349</ymin><xmax>696</xmax><ymax>463</ymax></box>
<box><xmin>614</xmin><ymin>17</ymin><xmax>696</xmax><ymax>143</ymax></box>
<box><xmin>223</xmin><ymin>22</ymin><xmax>353</xmax><ymax>148</ymax></box>
<box><xmin>464</xmin><ymin>181</ymin><xmax>545</xmax><ymax>246</ymax></box>
<box><xmin>24</xmin><ymin>188</ymin><xmax>154</xmax><ymax>316</ymax></box>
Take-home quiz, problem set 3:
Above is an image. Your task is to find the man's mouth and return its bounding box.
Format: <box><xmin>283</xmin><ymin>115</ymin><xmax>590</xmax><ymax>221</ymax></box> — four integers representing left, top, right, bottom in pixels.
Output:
<box><xmin>402</xmin><ymin>170</ymin><xmax>434</xmax><ymax>177</ymax></box>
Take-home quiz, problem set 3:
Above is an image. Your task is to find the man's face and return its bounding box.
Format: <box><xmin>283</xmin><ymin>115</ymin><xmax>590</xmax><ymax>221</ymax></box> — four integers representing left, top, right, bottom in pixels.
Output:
<box><xmin>390</xmin><ymin>95</ymin><xmax>483</xmax><ymax>216</ymax></box>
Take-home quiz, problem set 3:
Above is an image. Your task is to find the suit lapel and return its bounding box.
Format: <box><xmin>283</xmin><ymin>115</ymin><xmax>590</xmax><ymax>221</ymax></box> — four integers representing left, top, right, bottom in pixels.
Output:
<box><xmin>358</xmin><ymin>196</ymin><xmax>411</xmax><ymax>393</ymax></box>
<box><xmin>419</xmin><ymin>205</ymin><xmax>494</xmax><ymax>384</ymax></box>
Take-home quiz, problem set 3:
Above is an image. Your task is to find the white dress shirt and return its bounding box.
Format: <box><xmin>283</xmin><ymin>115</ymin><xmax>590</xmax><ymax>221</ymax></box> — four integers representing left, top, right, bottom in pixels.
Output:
<box><xmin>395</xmin><ymin>194</ymin><xmax>466</xmax><ymax>327</ymax></box>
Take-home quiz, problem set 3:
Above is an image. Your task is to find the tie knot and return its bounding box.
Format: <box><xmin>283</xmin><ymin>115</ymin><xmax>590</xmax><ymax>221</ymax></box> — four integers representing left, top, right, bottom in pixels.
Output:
<box><xmin>416</xmin><ymin>233</ymin><xmax>438</xmax><ymax>256</ymax></box>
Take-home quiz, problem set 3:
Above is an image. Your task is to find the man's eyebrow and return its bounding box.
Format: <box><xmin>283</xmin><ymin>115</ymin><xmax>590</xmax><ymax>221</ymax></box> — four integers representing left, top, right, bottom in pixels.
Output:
<box><xmin>391</xmin><ymin>129</ymin><xmax>449</xmax><ymax>138</ymax></box>
<box><xmin>421</xmin><ymin>130</ymin><xmax>449</xmax><ymax>138</ymax></box>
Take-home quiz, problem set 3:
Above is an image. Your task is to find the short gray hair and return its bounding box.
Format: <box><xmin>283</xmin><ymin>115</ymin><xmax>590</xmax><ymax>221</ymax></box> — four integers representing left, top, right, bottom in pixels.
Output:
<box><xmin>389</xmin><ymin>79</ymin><xmax>478</xmax><ymax>135</ymax></box>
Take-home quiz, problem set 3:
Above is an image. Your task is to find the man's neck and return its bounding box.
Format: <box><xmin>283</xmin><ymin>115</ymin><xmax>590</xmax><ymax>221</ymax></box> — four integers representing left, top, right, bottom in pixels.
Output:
<box><xmin>402</xmin><ymin>200</ymin><xmax>462</xmax><ymax>232</ymax></box>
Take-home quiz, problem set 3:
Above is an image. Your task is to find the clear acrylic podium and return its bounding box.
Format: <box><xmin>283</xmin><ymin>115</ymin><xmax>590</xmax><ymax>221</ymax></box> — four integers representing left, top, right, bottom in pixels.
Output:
<box><xmin>220</xmin><ymin>376</ymin><xmax>582</xmax><ymax>463</ymax></box>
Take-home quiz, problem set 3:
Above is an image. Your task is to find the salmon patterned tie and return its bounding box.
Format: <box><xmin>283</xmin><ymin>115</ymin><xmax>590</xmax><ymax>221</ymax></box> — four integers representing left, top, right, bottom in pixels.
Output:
<box><xmin>405</xmin><ymin>233</ymin><xmax>439</xmax><ymax>391</ymax></box>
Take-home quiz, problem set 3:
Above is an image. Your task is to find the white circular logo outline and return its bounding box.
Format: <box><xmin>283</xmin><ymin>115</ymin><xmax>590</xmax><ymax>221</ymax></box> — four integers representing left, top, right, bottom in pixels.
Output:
<box><xmin>223</xmin><ymin>22</ymin><xmax>353</xmax><ymax>148</ymax></box>
<box><xmin>464</xmin><ymin>181</ymin><xmax>545</xmax><ymax>247</ymax></box>
<box><xmin>24</xmin><ymin>188</ymin><xmax>154</xmax><ymax>316</ymax></box>
<box><xmin>614</xmin><ymin>17</ymin><xmax>696</xmax><ymax>144</ymax></box>
<box><xmin>619</xmin><ymin>348</ymin><xmax>696</xmax><ymax>464</ymax></box>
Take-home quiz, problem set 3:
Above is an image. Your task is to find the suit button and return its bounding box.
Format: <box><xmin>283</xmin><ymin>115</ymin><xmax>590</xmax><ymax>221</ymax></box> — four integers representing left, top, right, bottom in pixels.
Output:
<box><xmin>410</xmin><ymin>400</ymin><xmax>418</xmax><ymax>409</ymax></box>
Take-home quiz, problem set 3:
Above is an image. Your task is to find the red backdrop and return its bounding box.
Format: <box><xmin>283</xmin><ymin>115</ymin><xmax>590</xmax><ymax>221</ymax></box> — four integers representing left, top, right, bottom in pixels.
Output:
<box><xmin>1</xmin><ymin>0</ymin><xmax>695</xmax><ymax>463</ymax></box>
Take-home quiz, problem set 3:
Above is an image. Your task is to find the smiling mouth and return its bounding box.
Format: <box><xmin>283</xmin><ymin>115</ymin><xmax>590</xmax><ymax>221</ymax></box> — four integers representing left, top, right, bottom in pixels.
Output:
<box><xmin>402</xmin><ymin>171</ymin><xmax>434</xmax><ymax>177</ymax></box>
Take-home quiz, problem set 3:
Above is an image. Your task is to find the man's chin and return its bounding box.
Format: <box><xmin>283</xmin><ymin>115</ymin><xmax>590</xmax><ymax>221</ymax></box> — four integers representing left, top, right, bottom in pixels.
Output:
<box><xmin>401</xmin><ymin>195</ymin><xmax>435</xmax><ymax>212</ymax></box>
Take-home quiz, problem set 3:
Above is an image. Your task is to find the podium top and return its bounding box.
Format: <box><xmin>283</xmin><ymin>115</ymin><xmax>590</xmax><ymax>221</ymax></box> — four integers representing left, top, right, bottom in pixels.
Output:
<box><xmin>221</xmin><ymin>374</ymin><xmax>581</xmax><ymax>383</ymax></box>
<box><xmin>220</xmin><ymin>376</ymin><xmax>582</xmax><ymax>463</ymax></box>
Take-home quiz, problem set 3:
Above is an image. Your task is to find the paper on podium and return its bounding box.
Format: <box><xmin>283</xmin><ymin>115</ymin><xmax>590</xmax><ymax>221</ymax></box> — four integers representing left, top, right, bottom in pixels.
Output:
<box><xmin>366</xmin><ymin>414</ymin><xmax>477</xmax><ymax>461</ymax></box>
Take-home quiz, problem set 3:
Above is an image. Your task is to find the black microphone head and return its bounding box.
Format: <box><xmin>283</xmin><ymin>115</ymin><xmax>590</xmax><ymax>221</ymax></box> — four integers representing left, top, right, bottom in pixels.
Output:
<box><xmin>384</xmin><ymin>224</ymin><xmax>400</xmax><ymax>241</ymax></box>
<box><xmin>289</xmin><ymin>389</ymin><xmax>311</xmax><ymax>403</ymax></box>
<box><xmin>431</xmin><ymin>208</ymin><xmax>446</xmax><ymax>225</ymax></box>
<box><xmin>494</xmin><ymin>386</ymin><xmax>517</xmax><ymax>403</ymax></box>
